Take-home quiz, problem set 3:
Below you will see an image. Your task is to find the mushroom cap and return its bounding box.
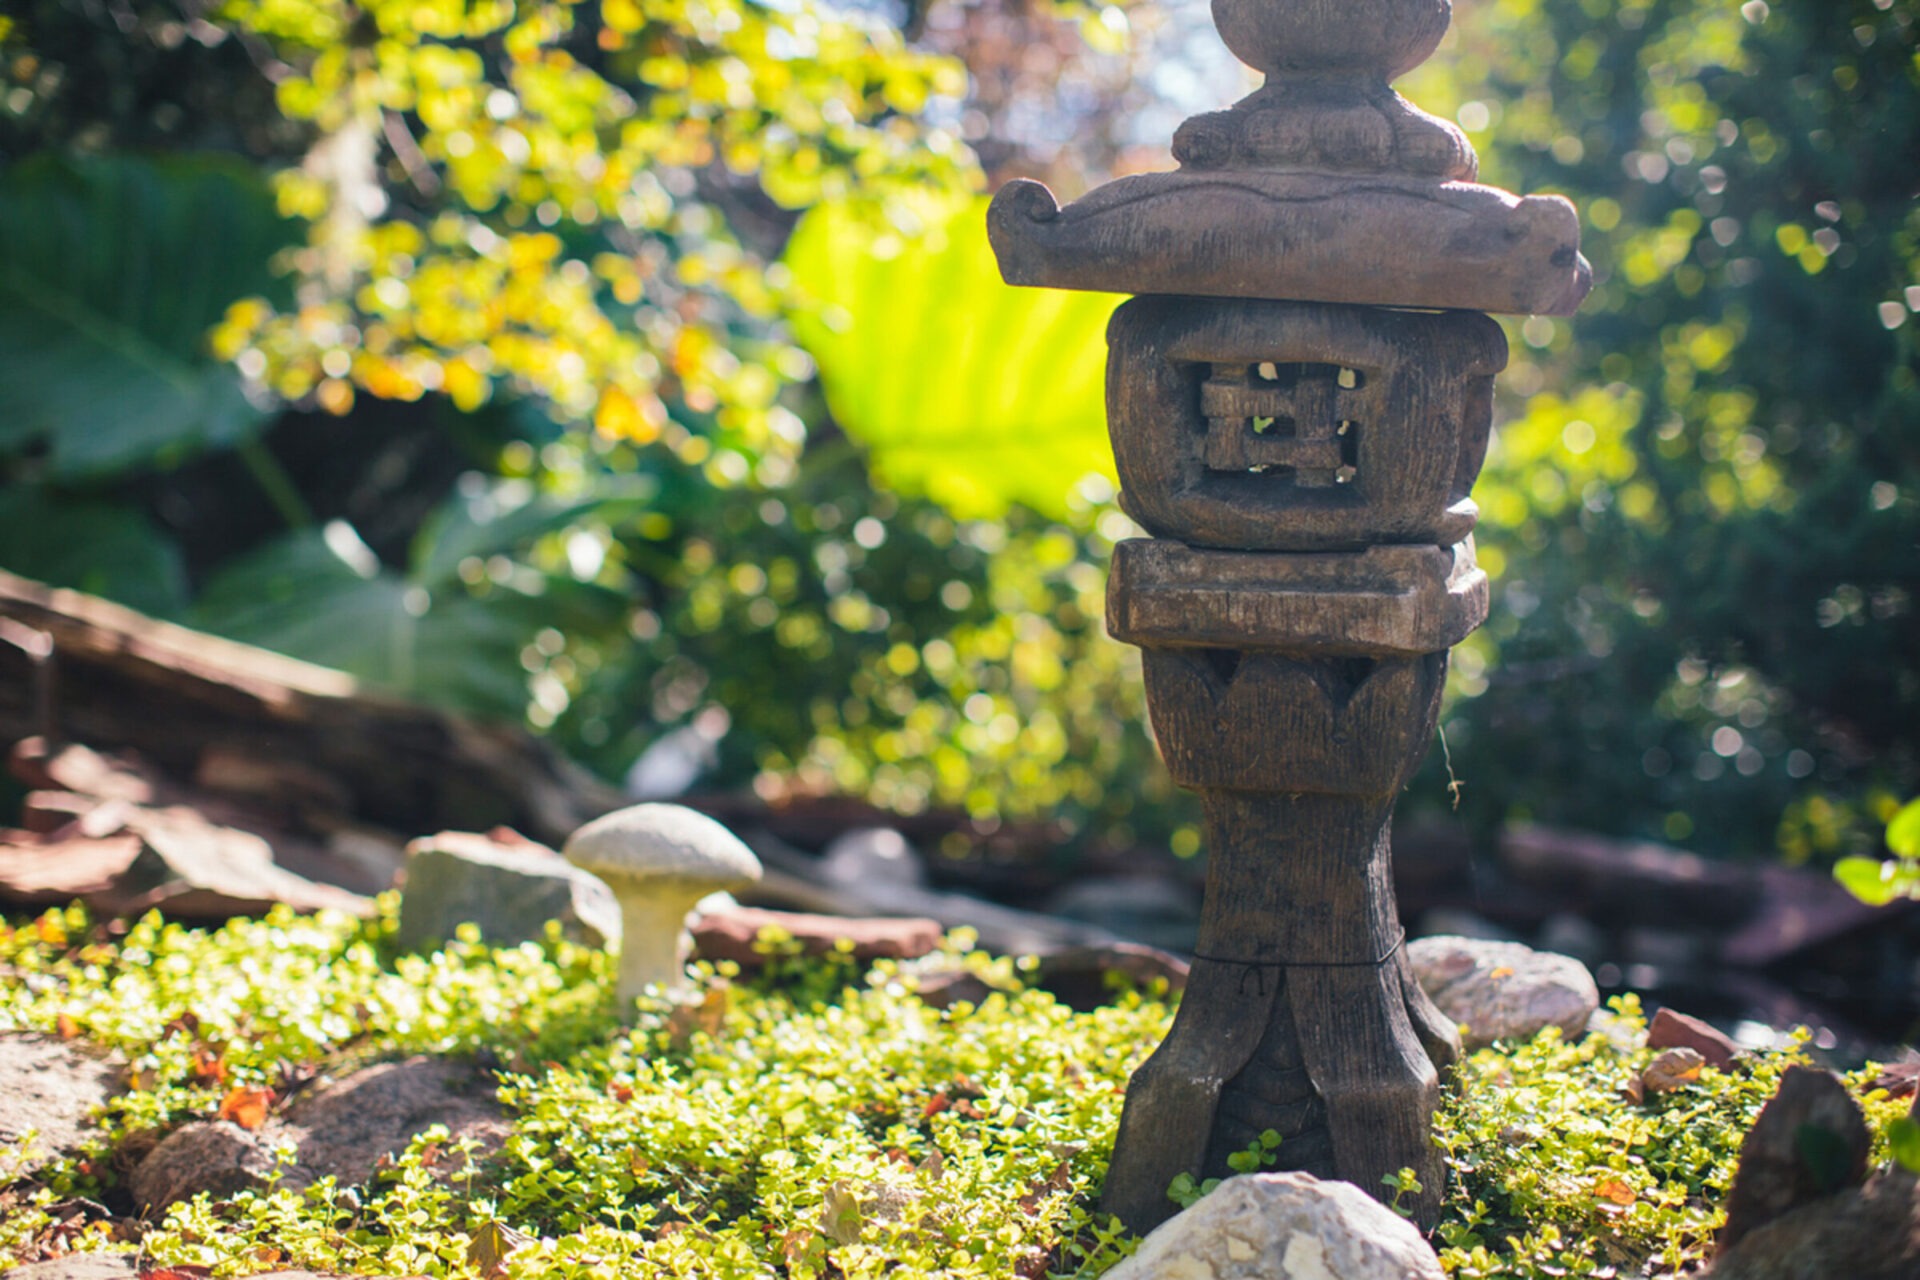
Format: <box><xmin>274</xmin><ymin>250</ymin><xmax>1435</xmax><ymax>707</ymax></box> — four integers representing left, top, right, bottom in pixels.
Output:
<box><xmin>562</xmin><ymin>803</ymin><xmax>762</xmax><ymax>892</ymax></box>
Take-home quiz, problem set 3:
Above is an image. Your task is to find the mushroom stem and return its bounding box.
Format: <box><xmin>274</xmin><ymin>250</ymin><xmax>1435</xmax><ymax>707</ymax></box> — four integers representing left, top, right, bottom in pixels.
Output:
<box><xmin>610</xmin><ymin>885</ymin><xmax>702</xmax><ymax>1005</ymax></box>
<box><xmin>561</xmin><ymin>803</ymin><xmax>762</xmax><ymax>1016</ymax></box>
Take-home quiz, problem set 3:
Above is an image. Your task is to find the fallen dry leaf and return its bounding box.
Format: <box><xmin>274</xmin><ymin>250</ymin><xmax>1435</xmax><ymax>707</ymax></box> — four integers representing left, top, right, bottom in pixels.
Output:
<box><xmin>1642</xmin><ymin>1046</ymin><xmax>1706</xmax><ymax>1095</ymax></box>
<box><xmin>467</xmin><ymin>1218</ymin><xmax>533</xmax><ymax>1277</ymax></box>
<box><xmin>1594</xmin><ymin>1177</ymin><xmax>1637</xmax><ymax>1206</ymax></box>
<box><xmin>191</xmin><ymin>1046</ymin><xmax>228</xmax><ymax>1083</ymax></box>
<box><xmin>218</xmin><ymin>1085</ymin><xmax>274</xmax><ymax>1130</ymax></box>
<box><xmin>821</xmin><ymin>1180</ymin><xmax>863</xmax><ymax>1246</ymax></box>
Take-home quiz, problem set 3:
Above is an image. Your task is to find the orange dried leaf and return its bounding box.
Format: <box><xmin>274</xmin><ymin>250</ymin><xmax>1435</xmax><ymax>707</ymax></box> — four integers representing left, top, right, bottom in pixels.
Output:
<box><xmin>1642</xmin><ymin>1047</ymin><xmax>1706</xmax><ymax>1094</ymax></box>
<box><xmin>218</xmin><ymin>1085</ymin><xmax>275</xmax><ymax>1130</ymax></box>
<box><xmin>192</xmin><ymin>1047</ymin><xmax>228</xmax><ymax>1083</ymax></box>
<box><xmin>55</xmin><ymin>1014</ymin><xmax>80</xmax><ymax>1040</ymax></box>
<box><xmin>1594</xmin><ymin>1177</ymin><xmax>1637</xmax><ymax>1206</ymax></box>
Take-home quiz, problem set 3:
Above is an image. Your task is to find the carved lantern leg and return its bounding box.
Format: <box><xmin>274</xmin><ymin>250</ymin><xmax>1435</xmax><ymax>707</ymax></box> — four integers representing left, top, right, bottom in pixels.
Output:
<box><xmin>984</xmin><ymin>0</ymin><xmax>1589</xmax><ymax>1236</ymax></box>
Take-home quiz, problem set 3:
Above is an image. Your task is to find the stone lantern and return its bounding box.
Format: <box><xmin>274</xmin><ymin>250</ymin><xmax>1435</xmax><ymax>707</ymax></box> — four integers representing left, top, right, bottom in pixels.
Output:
<box><xmin>986</xmin><ymin>0</ymin><xmax>1588</xmax><ymax>1232</ymax></box>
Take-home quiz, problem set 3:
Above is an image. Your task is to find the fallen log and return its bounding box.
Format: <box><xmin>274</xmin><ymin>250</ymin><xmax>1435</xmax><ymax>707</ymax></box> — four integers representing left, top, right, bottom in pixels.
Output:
<box><xmin>0</xmin><ymin>569</ymin><xmax>623</xmax><ymax>845</ymax></box>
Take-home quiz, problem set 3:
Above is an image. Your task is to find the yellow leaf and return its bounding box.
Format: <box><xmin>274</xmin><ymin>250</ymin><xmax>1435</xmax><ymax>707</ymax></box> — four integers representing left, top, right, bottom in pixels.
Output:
<box><xmin>594</xmin><ymin>385</ymin><xmax>661</xmax><ymax>444</ymax></box>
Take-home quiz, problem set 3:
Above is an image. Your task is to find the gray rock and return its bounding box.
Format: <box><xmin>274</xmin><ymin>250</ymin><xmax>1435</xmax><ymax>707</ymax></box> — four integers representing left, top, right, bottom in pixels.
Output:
<box><xmin>128</xmin><ymin>1119</ymin><xmax>290</xmax><ymax>1211</ymax></box>
<box><xmin>0</xmin><ymin>1255</ymin><xmax>138</xmax><ymax>1280</ymax></box>
<box><xmin>396</xmin><ymin>829</ymin><xmax>620</xmax><ymax>952</ymax></box>
<box><xmin>278</xmin><ymin>1056</ymin><xmax>510</xmax><ymax>1187</ymax></box>
<box><xmin>1044</xmin><ymin>875</ymin><xmax>1200</xmax><ymax>952</ymax></box>
<box><xmin>1408</xmin><ymin>935</ymin><xmax>1599</xmax><ymax>1050</ymax></box>
<box><xmin>1101</xmin><ymin>1171</ymin><xmax>1442</xmax><ymax>1280</ymax></box>
<box><xmin>1707</xmin><ymin>1168</ymin><xmax>1920</xmax><ymax>1280</ymax></box>
<box><xmin>129</xmin><ymin>1056</ymin><xmax>509</xmax><ymax>1215</ymax></box>
<box><xmin>820</xmin><ymin>828</ymin><xmax>926</xmax><ymax>891</ymax></box>
<box><xmin>0</xmin><ymin>1033</ymin><xmax>122</xmax><ymax>1183</ymax></box>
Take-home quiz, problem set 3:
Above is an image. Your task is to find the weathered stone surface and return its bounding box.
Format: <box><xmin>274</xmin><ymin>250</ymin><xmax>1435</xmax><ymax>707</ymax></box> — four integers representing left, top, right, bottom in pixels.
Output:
<box><xmin>997</xmin><ymin>0</ymin><xmax>1583</xmax><ymax>1241</ymax></box>
<box><xmin>691</xmin><ymin>905</ymin><xmax>942</xmax><ymax>966</ymax></box>
<box><xmin>1102</xmin><ymin>1171</ymin><xmax>1443</xmax><ymax>1280</ymax></box>
<box><xmin>129</xmin><ymin>1119</ymin><xmax>291</xmax><ymax>1211</ymax></box>
<box><xmin>1708</xmin><ymin>1168</ymin><xmax>1920</xmax><ymax>1280</ymax></box>
<box><xmin>1108</xmin><ymin>540</ymin><xmax>1488</xmax><ymax>657</ymax></box>
<box><xmin>397</xmin><ymin>829</ymin><xmax>619</xmax><ymax>952</ymax></box>
<box><xmin>1717</xmin><ymin>1066</ymin><xmax>1872</xmax><ymax>1256</ymax></box>
<box><xmin>986</xmin><ymin>0</ymin><xmax>1589</xmax><ymax>316</ymax></box>
<box><xmin>0</xmin><ymin>1033</ymin><xmax>122</xmax><ymax>1183</ymax></box>
<box><xmin>1408</xmin><ymin>936</ymin><xmax>1599</xmax><ymax>1049</ymax></box>
<box><xmin>1104</xmin><ymin>299</ymin><xmax>1505</xmax><ymax>553</ymax></box>
<box><xmin>1211</xmin><ymin>0</ymin><xmax>1450</xmax><ymax>82</ymax></box>
<box><xmin>1141</xmin><ymin>650</ymin><xmax>1448</xmax><ymax>796</ymax></box>
<box><xmin>990</xmin><ymin>173</ymin><xmax>1589</xmax><ymax>316</ymax></box>
<box><xmin>278</xmin><ymin>1056</ymin><xmax>509</xmax><ymax>1187</ymax></box>
<box><xmin>1174</xmin><ymin>84</ymin><xmax>1474</xmax><ymax>180</ymax></box>
<box><xmin>0</xmin><ymin>1255</ymin><xmax>138</xmax><ymax>1280</ymax></box>
<box><xmin>1648</xmin><ymin>1006</ymin><xmax>1740</xmax><ymax>1071</ymax></box>
<box><xmin>129</xmin><ymin>1056</ymin><xmax>508</xmax><ymax>1214</ymax></box>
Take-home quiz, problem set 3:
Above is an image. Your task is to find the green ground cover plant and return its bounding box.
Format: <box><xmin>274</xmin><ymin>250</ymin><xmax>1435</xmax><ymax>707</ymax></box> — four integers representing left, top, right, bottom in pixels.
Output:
<box><xmin>0</xmin><ymin>905</ymin><xmax>1911</xmax><ymax>1278</ymax></box>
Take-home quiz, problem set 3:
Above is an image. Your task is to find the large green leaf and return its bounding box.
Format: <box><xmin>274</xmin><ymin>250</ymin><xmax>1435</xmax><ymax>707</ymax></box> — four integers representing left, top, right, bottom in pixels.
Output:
<box><xmin>189</xmin><ymin>482</ymin><xmax>644</xmax><ymax>719</ymax></box>
<box><xmin>783</xmin><ymin>197</ymin><xmax>1121</xmax><ymax>521</ymax></box>
<box><xmin>0</xmin><ymin>153</ymin><xmax>299</xmax><ymax>477</ymax></box>
<box><xmin>0</xmin><ymin>486</ymin><xmax>189</xmax><ymax>616</ymax></box>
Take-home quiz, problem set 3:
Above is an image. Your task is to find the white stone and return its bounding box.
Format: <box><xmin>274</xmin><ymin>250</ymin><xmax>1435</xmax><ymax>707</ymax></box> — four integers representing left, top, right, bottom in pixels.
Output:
<box><xmin>821</xmin><ymin>827</ymin><xmax>926</xmax><ymax>890</ymax></box>
<box><xmin>1408</xmin><ymin>935</ymin><xmax>1600</xmax><ymax>1050</ymax></box>
<box><xmin>1101</xmin><ymin>1172</ymin><xmax>1442</xmax><ymax>1280</ymax></box>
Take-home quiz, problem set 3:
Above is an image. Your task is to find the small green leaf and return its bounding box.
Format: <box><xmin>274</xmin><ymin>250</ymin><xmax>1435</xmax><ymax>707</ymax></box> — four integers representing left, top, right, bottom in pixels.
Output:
<box><xmin>1889</xmin><ymin>1118</ymin><xmax>1920</xmax><ymax>1174</ymax></box>
<box><xmin>1886</xmin><ymin>799</ymin><xmax>1920</xmax><ymax>858</ymax></box>
<box><xmin>1834</xmin><ymin>856</ymin><xmax>1901</xmax><ymax>906</ymax></box>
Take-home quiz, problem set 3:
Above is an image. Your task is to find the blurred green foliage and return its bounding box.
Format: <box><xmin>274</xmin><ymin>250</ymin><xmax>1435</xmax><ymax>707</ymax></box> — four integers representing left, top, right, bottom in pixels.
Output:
<box><xmin>1393</xmin><ymin>0</ymin><xmax>1920</xmax><ymax>861</ymax></box>
<box><xmin>785</xmin><ymin>195</ymin><xmax>1120</xmax><ymax>522</ymax></box>
<box><xmin>0</xmin><ymin>0</ymin><xmax>1913</xmax><ymax>870</ymax></box>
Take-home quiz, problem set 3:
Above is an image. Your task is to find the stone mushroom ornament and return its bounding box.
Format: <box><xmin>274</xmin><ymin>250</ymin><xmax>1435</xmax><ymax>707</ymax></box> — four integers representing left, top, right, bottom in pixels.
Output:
<box><xmin>563</xmin><ymin>803</ymin><xmax>761</xmax><ymax>1005</ymax></box>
